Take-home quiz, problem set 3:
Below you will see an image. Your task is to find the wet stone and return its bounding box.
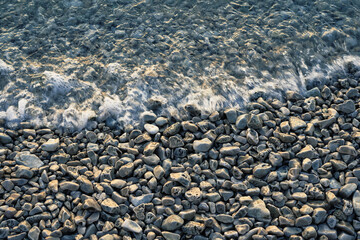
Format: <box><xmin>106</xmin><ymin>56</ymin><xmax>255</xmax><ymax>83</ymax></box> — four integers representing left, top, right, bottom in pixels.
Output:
<box><xmin>247</xmin><ymin>114</ymin><xmax>263</xmax><ymax>129</ymax></box>
<box><xmin>41</xmin><ymin>138</ymin><xmax>59</xmax><ymax>152</ymax></box>
<box><xmin>336</xmin><ymin>100</ymin><xmax>356</xmax><ymax>113</ymax></box>
<box><xmin>246</xmin><ymin>128</ymin><xmax>259</xmax><ymax>145</ymax></box>
<box><xmin>15</xmin><ymin>152</ymin><xmax>44</xmax><ymax>168</ymax></box>
<box><xmin>236</xmin><ymin>114</ymin><xmax>249</xmax><ymax>130</ymax></box>
<box><xmin>144</xmin><ymin>123</ymin><xmax>159</xmax><ymax>134</ymax></box>
<box><xmin>0</xmin><ymin>133</ymin><xmax>12</xmax><ymax>144</ymax></box>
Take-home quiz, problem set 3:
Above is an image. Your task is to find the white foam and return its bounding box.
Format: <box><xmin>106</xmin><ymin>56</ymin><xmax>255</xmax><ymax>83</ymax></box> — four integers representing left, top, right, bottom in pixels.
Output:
<box><xmin>1</xmin><ymin>55</ymin><xmax>360</xmax><ymax>131</ymax></box>
<box><xmin>0</xmin><ymin>59</ymin><xmax>14</xmax><ymax>75</ymax></box>
<box><xmin>43</xmin><ymin>71</ymin><xmax>73</xmax><ymax>96</ymax></box>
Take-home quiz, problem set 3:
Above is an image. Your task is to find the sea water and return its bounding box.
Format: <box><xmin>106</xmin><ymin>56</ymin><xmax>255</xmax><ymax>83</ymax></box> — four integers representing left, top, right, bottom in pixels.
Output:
<box><xmin>0</xmin><ymin>0</ymin><xmax>360</xmax><ymax>131</ymax></box>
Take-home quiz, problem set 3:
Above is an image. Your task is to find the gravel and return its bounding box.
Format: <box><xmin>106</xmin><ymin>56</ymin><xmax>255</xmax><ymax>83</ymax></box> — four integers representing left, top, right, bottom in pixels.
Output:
<box><xmin>2</xmin><ymin>74</ymin><xmax>360</xmax><ymax>239</ymax></box>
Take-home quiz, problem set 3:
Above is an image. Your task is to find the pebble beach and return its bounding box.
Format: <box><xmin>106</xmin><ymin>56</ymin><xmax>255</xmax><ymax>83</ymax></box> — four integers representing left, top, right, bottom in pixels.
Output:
<box><xmin>1</xmin><ymin>0</ymin><xmax>360</xmax><ymax>240</ymax></box>
<box><xmin>2</xmin><ymin>69</ymin><xmax>360</xmax><ymax>239</ymax></box>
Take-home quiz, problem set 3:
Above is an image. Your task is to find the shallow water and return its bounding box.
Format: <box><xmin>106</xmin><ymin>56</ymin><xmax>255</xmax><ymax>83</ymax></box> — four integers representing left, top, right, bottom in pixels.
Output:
<box><xmin>1</xmin><ymin>0</ymin><xmax>360</xmax><ymax>130</ymax></box>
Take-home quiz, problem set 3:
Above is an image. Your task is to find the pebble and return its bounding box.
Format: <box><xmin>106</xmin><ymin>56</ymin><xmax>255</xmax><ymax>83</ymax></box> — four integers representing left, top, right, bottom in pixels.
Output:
<box><xmin>142</xmin><ymin>154</ymin><xmax>160</xmax><ymax>165</ymax></box>
<box><xmin>182</xmin><ymin>221</ymin><xmax>205</xmax><ymax>235</ymax></box>
<box><xmin>247</xmin><ymin>114</ymin><xmax>263</xmax><ymax>129</ymax></box>
<box><xmin>292</xmin><ymin>192</ymin><xmax>308</xmax><ymax>203</ymax></box>
<box><xmin>161</xmin><ymin>215</ymin><xmax>184</xmax><ymax>230</ymax></box>
<box><xmin>15</xmin><ymin>166</ymin><xmax>34</xmax><ymax>179</ymax></box>
<box><xmin>246</xmin><ymin>128</ymin><xmax>259</xmax><ymax>145</ymax></box>
<box><xmin>0</xmin><ymin>133</ymin><xmax>12</xmax><ymax>143</ymax></box>
<box><xmin>59</xmin><ymin>181</ymin><xmax>79</xmax><ymax>191</ymax></box>
<box><xmin>296</xmin><ymin>145</ymin><xmax>318</xmax><ymax>159</ymax></box>
<box><xmin>302</xmin><ymin>226</ymin><xmax>317</xmax><ymax>239</ymax></box>
<box><xmin>247</xmin><ymin>199</ymin><xmax>271</xmax><ymax>222</ymax></box>
<box><xmin>289</xmin><ymin>116</ymin><xmax>306</xmax><ymax>131</ymax></box>
<box><xmin>169</xmin><ymin>135</ymin><xmax>184</xmax><ymax>148</ymax></box>
<box><xmin>224</xmin><ymin>108</ymin><xmax>237</xmax><ymax>123</ymax></box>
<box><xmin>28</xmin><ymin>226</ymin><xmax>40</xmax><ymax>240</ymax></box>
<box><xmin>162</xmin><ymin>231</ymin><xmax>181</xmax><ymax>240</ymax></box>
<box><xmin>338</xmin><ymin>145</ymin><xmax>358</xmax><ymax>156</ymax></box>
<box><xmin>353</xmin><ymin>190</ymin><xmax>360</xmax><ymax>216</ymax></box>
<box><xmin>130</xmin><ymin>193</ymin><xmax>154</xmax><ymax>207</ymax></box>
<box><xmin>15</xmin><ymin>152</ymin><xmax>44</xmax><ymax>168</ymax></box>
<box><xmin>336</xmin><ymin>99</ymin><xmax>356</xmax><ymax>113</ymax></box>
<box><xmin>101</xmin><ymin>198</ymin><xmax>120</xmax><ymax>214</ymax></box>
<box><xmin>118</xmin><ymin>162</ymin><xmax>134</xmax><ymax>177</ymax></box>
<box><xmin>269</xmin><ymin>152</ymin><xmax>283</xmax><ymax>167</ymax></box>
<box><xmin>219</xmin><ymin>146</ymin><xmax>240</xmax><ymax>155</ymax></box>
<box><xmin>193</xmin><ymin>138</ymin><xmax>212</xmax><ymax>152</ymax></box>
<box><xmin>121</xmin><ymin>219</ymin><xmax>142</xmax><ymax>234</ymax></box>
<box><xmin>0</xmin><ymin>228</ymin><xmax>9</xmax><ymax>239</ymax></box>
<box><xmin>1</xmin><ymin>75</ymin><xmax>360</xmax><ymax>240</ymax></box>
<box><xmin>318</xmin><ymin>223</ymin><xmax>338</xmax><ymax>240</ymax></box>
<box><xmin>236</xmin><ymin>114</ymin><xmax>248</xmax><ymax>130</ymax></box>
<box><xmin>41</xmin><ymin>138</ymin><xmax>59</xmax><ymax>151</ymax></box>
<box><xmin>266</xmin><ymin>226</ymin><xmax>284</xmax><ymax>236</ymax></box>
<box><xmin>179</xmin><ymin>209</ymin><xmax>196</xmax><ymax>220</ymax></box>
<box><xmin>339</xmin><ymin>183</ymin><xmax>357</xmax><ymax>198</ymax></box>
<box><xmin>313</xmin><ymin>208</ymin><xmax>327</xmax><ymax>224</ymax></box>
<box><xmin>170</xmin><ymin>172</ymin><xmax>191</xmax><ymax>188</ymax></box>
<box><xmin>295</xmin><ymin>215</ymin><xmax>312</xmax><ymax>227</ymax></box>
<box><xmin>253</xmin><ymin>163</ymin><xmax>272</xmax><ymax>178</ymax></box>
<box><xmin>144</xmin><ymin>123</ymin><xmax>159</xmax><ymax>134</ymax></box>
<box><xmin>84</xmin><ymin>198</ymin><xmax>101</xmax><ymax>212</ymax></box>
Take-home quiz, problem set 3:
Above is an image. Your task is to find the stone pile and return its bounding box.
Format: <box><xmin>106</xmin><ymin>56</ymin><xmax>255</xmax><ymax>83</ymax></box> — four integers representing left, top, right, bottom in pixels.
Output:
<box><xmin>2</xmin><ymin>75</ymin><xmax>360</xmax><ymax>240</ymax></box>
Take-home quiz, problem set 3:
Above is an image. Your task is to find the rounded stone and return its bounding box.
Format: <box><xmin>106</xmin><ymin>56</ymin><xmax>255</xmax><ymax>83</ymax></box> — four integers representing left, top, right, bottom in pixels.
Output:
<box><xmin>161</xmin><ymin>215</ymin><xmax>184</xmax><ymax>231</ymax></box>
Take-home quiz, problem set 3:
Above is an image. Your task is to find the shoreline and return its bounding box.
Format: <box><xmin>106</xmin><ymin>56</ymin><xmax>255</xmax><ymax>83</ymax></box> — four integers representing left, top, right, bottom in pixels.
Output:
<box><xmin>1</xmin><ymin>63</ymin><xmax>360</xmax><ymax>239</ymax></box>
